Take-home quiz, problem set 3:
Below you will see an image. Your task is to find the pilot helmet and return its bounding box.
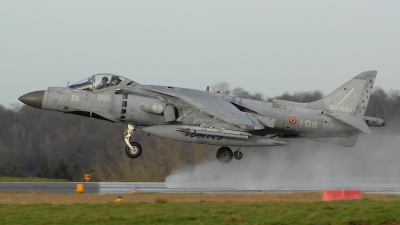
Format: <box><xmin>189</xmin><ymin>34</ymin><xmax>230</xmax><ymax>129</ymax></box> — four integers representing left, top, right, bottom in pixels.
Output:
<box><xmin>102</xmin><ymin>76</ymin><xmax>109</xmax><ymax>82</ymax></box>
<box><xmin>110</xmin><ymin>76</ymin><xmax>118</xmax><ymax>84</ymax></box>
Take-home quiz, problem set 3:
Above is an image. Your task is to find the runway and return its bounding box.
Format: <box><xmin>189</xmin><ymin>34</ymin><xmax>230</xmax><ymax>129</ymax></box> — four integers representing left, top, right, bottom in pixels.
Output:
<box><xmin>0</xmin><ymin>182</ymin><xmax>99</xmax><ymax>194</ymax></box>
<box><xmin>1</xmin><ymin>182</ymin><xmax>400</xmax><ymax>194</ymax></box>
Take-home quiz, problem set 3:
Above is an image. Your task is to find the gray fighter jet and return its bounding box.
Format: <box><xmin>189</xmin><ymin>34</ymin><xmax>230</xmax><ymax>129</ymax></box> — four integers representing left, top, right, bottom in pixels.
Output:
<box><xmin>19</xmin><ymin>71</ymin><xmax>385</xmax><ymax>163</ymax></box>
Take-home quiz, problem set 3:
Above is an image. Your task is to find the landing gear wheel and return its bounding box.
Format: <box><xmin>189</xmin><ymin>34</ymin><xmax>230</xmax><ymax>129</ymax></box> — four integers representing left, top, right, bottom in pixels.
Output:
<box><xmin>216</xmin><ymin>147</ymin><xmax>233</xmax><ymax>163</ymax></box>
<box><xmin>125</xmin><ymin>142</ymin><xmax>142</xmax><ymax>158</ymax></box>
<box><xmin>234</xmin><ymin>151</ymin><xmax>243</xmax><ymax>160</ymax></box>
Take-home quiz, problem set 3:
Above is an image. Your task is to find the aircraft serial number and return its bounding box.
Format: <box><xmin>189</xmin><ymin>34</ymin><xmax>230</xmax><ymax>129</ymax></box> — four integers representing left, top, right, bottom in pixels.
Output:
<box><xmin>300</xmin><ymin>119</ymin><xmax>317</xmax><ymax>128</ymax></box>
<box><xmin>71</xmin><ymin>95</ymin><xmax>79</xmax><ymax>101</ymax></box>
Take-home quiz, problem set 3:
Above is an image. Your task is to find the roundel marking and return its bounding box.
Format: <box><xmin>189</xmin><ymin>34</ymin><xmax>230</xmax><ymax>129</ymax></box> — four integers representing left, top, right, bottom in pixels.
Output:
<box><xmin>289</xmin><ymin>116</ymin><xmax>297</xmax><ymax>124</ymax></box>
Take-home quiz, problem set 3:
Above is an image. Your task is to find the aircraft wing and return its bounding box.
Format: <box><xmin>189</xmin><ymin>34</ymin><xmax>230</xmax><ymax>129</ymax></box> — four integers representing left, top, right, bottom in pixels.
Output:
<box><xmin>141</xmin><ymin>86</ymin><xmax>264</xmax><ymax>130</ymax></box>
<box><xmin>327</xmin><ymin>113</ymin><xmax>371</xmax><ymax>133</ymax></box>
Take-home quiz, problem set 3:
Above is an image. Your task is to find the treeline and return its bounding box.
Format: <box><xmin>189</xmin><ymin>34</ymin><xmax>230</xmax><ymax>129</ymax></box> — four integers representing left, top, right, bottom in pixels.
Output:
<box><xmin>0</xmin><ymin>160</ymin><xmax>81</xmax><ymax>181</ymax></box>
<box><xmin>0</xmin><ymin>86</ymin><xmax>399</xmax><ymax>181</ymax></box>
<box><xmin>0</xmin><ymin>104</ymin><xmax>212</xmax><ymax>181</ymax></box>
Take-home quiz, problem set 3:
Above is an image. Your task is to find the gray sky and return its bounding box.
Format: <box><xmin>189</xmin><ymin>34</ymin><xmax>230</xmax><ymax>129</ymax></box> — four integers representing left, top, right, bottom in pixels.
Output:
<box><xmin>1</xmin><ymin>1</ymin><xmax>399</xmax><ymax>107</ymax></box>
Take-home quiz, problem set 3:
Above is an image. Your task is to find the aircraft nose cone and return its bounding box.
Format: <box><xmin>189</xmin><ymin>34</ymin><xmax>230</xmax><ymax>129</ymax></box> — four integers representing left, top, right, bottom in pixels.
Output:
<box><xmin>18</xmin><ymin>91</ymin><xmax>45</xmax><ymax>109</ymax></box>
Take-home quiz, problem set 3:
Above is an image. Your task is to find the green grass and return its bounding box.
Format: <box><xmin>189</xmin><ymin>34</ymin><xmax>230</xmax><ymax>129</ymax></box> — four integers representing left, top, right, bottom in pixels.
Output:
<box><xmin>0</xmin><ymin>200</ymin><xmax>400</xmax><ymax>224</ymax></box>
<box><xmin>0</xmin><ymin>177</ymin><xmax>69</xmax><ymax>182</ymax></box>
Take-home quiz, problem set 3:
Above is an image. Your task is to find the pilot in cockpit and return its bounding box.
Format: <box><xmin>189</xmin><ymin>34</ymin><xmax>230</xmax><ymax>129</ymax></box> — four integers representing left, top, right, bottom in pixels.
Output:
<box><xmin>97</xmin><ymin>76</ymin><xmax>110</xmax><ymax>89</ymax></box>
<box><xmin>110</xmin><ymin>75</ymin><xmax>122</xmax><ymax>86</ymax></box>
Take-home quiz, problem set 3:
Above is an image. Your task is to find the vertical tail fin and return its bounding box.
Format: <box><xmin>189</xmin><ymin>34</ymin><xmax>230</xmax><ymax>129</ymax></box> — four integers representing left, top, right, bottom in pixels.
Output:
<box><xmin>310</xmin><ymin>71</ymin><xmax>377</xmax><ymax>115</ymax></box>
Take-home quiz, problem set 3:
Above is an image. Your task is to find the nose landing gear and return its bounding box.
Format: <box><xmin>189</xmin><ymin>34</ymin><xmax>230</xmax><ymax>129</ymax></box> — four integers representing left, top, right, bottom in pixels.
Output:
<box><xmin>125</xmin><ymin>142</ymin><xmax>142</xmax><ymax>158</ymax></box>
<box><xmin>124</xmin><ymin>124</ymin><xmax>142</xmax><ymax>158</ymax></box>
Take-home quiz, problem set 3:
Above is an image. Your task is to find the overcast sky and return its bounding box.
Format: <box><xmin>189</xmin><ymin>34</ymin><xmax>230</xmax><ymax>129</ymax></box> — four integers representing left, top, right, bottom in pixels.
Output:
<box><xmin>1</xmin><ymin>1</ymin><xmax>399</xmax><ymax>107</ymax></box>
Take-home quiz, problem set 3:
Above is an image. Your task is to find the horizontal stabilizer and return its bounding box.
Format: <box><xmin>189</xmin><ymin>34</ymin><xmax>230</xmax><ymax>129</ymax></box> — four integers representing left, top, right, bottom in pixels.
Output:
<box><xmin>327</xmin><ymin>113</ymin><xmax>371</xmax><ymax>133</ymax></box>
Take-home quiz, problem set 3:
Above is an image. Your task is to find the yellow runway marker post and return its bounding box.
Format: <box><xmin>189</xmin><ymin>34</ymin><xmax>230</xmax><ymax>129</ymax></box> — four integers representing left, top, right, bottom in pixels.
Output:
<box><xmin>76</xmin><ymin>184</ymin><xmax>84</xmax><ymax>194</ymax></box>
<box><xmin>116</xmin><ymin>196</ymin><xmax>123</xmax><ymax>203</ymax></box>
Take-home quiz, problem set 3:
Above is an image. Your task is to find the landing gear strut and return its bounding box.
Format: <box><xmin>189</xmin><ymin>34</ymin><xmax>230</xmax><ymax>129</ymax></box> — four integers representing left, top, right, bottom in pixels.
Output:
<box><xmin>124</xmin><ymin>124</ymin><xmax>142</xmax><ymax>158</ymax></box>
<box><xmin>216</xmin><ymin>147</ymin><xmax>233</xmax><ymax>163</ymax></box>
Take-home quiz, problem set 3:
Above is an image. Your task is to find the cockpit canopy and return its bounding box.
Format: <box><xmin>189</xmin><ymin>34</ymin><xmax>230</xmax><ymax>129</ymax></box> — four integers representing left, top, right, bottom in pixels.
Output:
<box><xmin>69</xmin><ymin>74</ymin><xmax>133</xmax><ymax>91</ymax></box>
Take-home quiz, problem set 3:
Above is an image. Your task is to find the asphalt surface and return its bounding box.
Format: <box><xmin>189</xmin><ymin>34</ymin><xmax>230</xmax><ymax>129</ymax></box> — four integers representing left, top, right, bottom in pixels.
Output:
<box><xmin>0</xmin><ymin>182</ymin><xmax>99</xmax><ymax>194</ymax></box>
<box><xmin>1</xmin><ymin>182</ymin><xmax>400</xmax><ymax>194</ymax></box>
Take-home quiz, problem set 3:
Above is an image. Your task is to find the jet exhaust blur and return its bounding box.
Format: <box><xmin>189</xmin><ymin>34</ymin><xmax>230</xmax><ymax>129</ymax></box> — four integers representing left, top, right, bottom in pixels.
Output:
<box><xmin>166</xmin><ymin>123</ymin><xmax>400</xmax><ymax>190</ymax></box>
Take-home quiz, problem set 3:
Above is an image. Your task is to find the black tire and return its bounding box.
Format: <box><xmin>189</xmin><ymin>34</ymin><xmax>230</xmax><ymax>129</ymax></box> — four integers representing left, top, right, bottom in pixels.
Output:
<box><xmin>125</xmin><ymin>142</ymin><xmax>142</xmax><ymax>158</ymax></box>
<box><xmin>216</xmin><ymin>147</ymin><xmax>233</xmax><ymax>163</ymax></box>
<box><xmin>233</xmin><ymin>151</ymin><xmax>243</xmax><ymax>160</ymax></box>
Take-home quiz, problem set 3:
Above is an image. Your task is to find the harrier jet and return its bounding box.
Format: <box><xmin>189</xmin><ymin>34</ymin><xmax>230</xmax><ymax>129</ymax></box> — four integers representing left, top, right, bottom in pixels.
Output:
<box><xmin>19</xmin><ymin>71</ymin><xmax>385</xmax><ymax>163</ymax></box>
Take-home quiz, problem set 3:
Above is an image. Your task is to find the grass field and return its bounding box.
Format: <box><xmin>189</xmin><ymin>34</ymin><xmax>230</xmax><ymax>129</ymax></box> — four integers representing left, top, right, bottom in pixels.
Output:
<box><xmin>0</xmin><ymin>192</ymin><xmax>399</xmax><ymax>224</ymax></box>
